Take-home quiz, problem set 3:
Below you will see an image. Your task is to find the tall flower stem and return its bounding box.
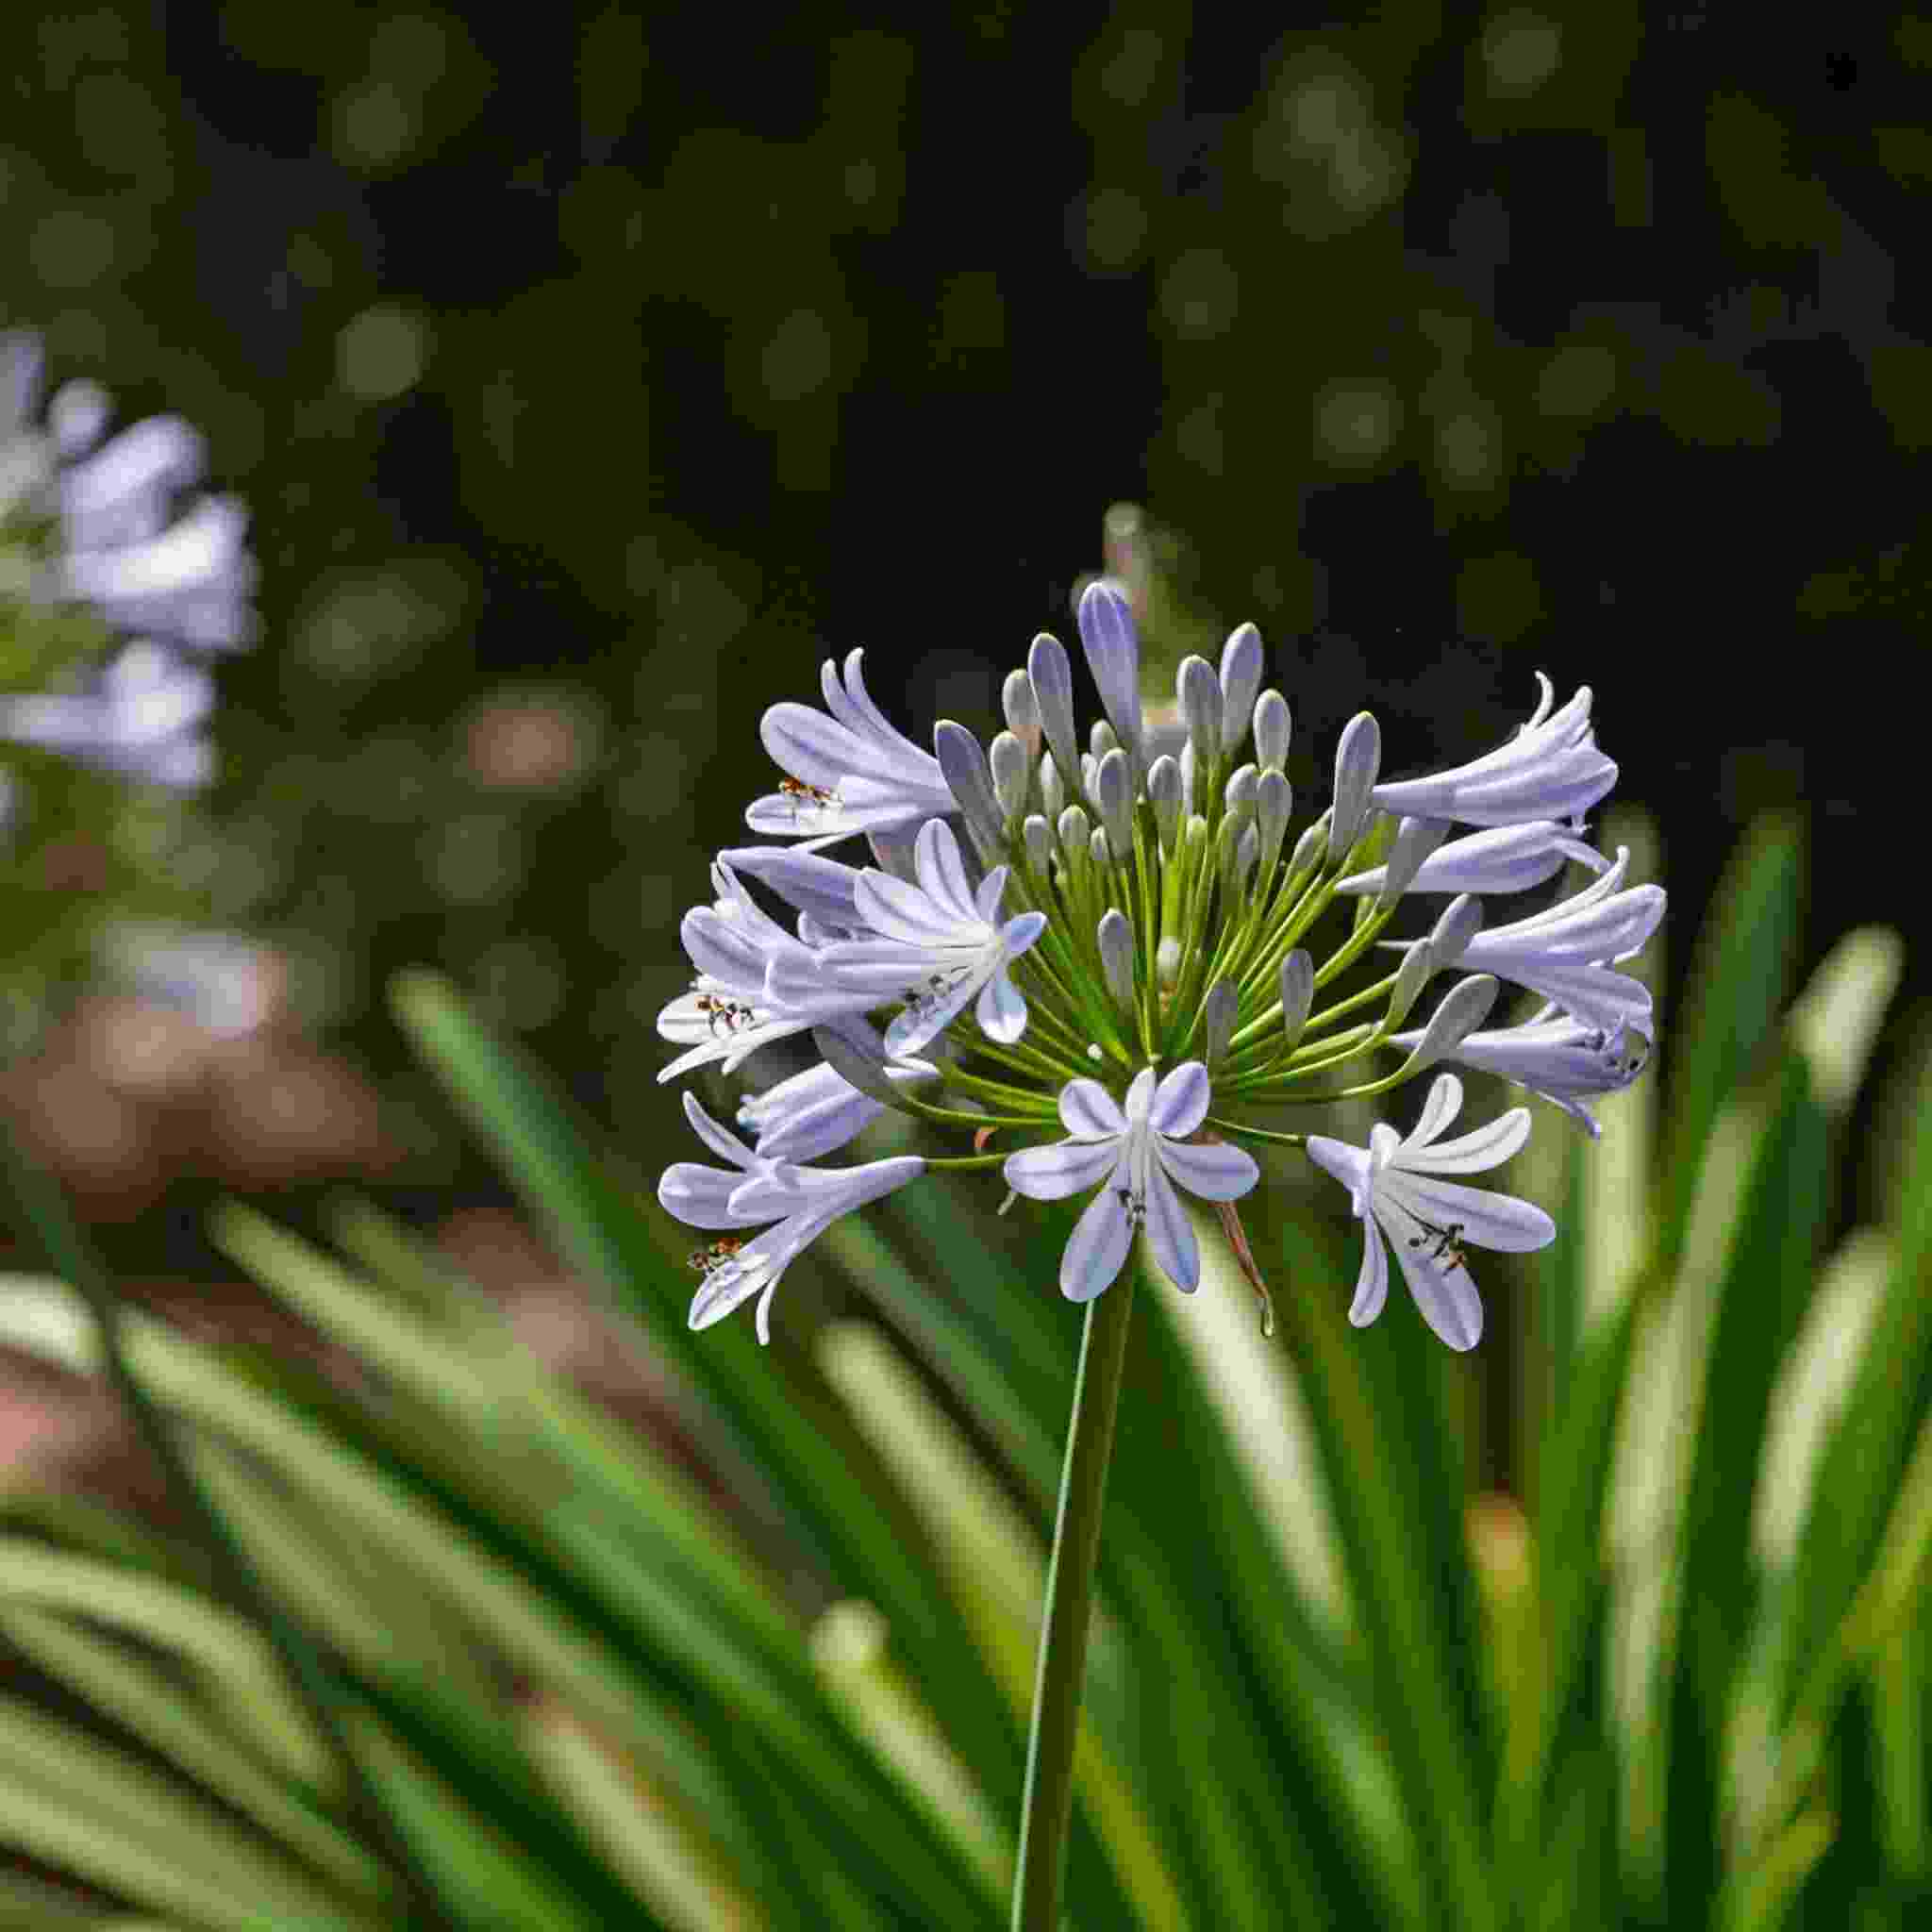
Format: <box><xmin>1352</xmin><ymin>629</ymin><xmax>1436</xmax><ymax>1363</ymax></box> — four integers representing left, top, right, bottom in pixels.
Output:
<box><xmin>1011</xmin><ymin>1266</ymin><xmax>1138</xmax><ymax>1932</ymax></box>
<box><xmin>0</xmin><ymin>1121</ymin><xmax>456</xmax><ymax>1932</ymax></box>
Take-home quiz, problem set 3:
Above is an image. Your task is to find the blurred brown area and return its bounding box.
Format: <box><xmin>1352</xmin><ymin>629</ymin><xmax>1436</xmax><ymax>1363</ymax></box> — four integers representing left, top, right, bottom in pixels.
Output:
<box><xmin>0</xmin><ymin>983</ymin><xmax>739</xmax><ymax>1552</ymax></box>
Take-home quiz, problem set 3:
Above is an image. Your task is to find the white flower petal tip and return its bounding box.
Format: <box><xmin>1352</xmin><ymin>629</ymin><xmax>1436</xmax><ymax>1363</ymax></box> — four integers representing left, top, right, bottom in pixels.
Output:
<box><xmin>1370</xmin><ymin>682</ymin><xmax>1616</xmax><ymax>830</ymax></box>
<box><xmin>1307</xmin><ymin>1077</ymin><xmax>1555</xmax><ymax>1351</ymax></box>
<box><xmin>1004</xmin><ymin>1064</ymin><xmax>1258</xmax><ymax>1300</ymax></box>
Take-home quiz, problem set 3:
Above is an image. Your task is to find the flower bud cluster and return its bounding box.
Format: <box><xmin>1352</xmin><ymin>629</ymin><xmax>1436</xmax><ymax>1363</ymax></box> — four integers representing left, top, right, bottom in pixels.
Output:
<box><xmin>658</xmin><ymin>569</ymin><xmax>1661</xmax><ymax>1351</ymax></box>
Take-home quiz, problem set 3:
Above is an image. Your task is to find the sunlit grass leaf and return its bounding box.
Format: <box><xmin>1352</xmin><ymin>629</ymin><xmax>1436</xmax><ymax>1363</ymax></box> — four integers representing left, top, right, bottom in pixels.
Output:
<box><xmin>1657</xmin><ymin>813</ymin><xmax>1803</xmax><ymax>1267</ymax></box>
<box><xmin>1784</xmin><ymin>1057</ymin><xmax>1932</xmax><ymax>1723</ymax></box>
<box><xmin>0</xmin><ymin>1690</ymin><xmax>378</xmax><ymax>1932</ymax></box>
<box><xmin>1271</xmin><ymin>1211</ymin><xmax>1497</xmax><ymax>1931</ymax></box>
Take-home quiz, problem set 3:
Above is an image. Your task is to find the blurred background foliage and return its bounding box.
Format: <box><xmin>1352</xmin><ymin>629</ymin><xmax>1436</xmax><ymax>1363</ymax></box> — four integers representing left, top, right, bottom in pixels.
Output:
<box><xmin>0</xmin><ymin>0</ymin><xmax>1921</xmax><ymax>1674</ymax></box>
<box><xmin>1</xmin><ymin>3</ymin><xmax>1924</xmax><ymax>1226</ymax></box>
<box><xmin>0</xmin><ymin>1</ymin><xmax>1928</xmax><ymax>1925</ymax></box>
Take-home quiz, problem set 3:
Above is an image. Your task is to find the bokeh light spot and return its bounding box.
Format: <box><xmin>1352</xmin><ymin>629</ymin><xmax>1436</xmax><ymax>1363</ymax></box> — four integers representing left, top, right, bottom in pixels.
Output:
<box><xmin>337</xmin><ymin>306</ymin><xmax>430</xmax><ymax>401</ymax></box>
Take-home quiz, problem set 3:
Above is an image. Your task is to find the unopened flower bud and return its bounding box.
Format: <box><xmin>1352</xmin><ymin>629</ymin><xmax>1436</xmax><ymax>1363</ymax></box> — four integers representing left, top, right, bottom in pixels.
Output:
<box><xmin>1426</xmin><ymin>893</ymin><xmax>1484</xmax><ymax>966</ymax></box>
<box><xmin>1039</xmin><ymin>750</ymin><xmax>1065</xmax><ymax>820</ymax></box>
<box><xmin>934</xmin><ymin>720</ymin><xmax>1004</xmax><ymax>858</ymax></box>
<box><xmin>1090</xmin><ymin>824</ymin><xmax>1111</xmax><ymax>870</ymax></box>
<box><xmin>1395</xmin><ymin>974</ymin><xmax>1501</xmax><ymax>1076</ymax></box>
<box><xmin>1290</xmin><ymin>808</ymin><xmax>1331</xmax><ymax>877</ymax></box>
<box><xmin>1090</xmin><ymin>718</ymin><xmax>1118</xmax><ymax>763</ymax></box>
<box><xmin>1094</xmin><ymin>745</ymin><xmax>1133</xmax><ymax>858</ymax></box>
<box><xmin>1224</xmin><ymin>761</ymin><xmax>1257</xmax><ymax>827</ymax></box>
<box><xmin>1219</xmin><ymin>623</ymin><xmax>1263</xmax><ymax>754</ymax></box>
<box><xmin>1002</xmin><ymin>667</ymin><xmax>1041</xmax><ymax>753</ymax></box>
<box><xmin>1176</xmin><ymin>655</ymin><xmax>1223</xmax><ymax>767</ymax></box>
<box><xmin>1023</xmin><ymin>812</ymin><xmax>1053</xmax><ymax>873</ymax></box>
<box><xmin>1386</xmin><ymin>940</ymin><xmax>1437</xmax><ymax>1030</ymax></box>
<box><xmin>1330</xmin><ymin>712</ymin><xmax>1382</xmax><ymax>856</ymax></box>
<box><xmin>990</xmin><ymin>729</ymin><xmax>1030</xmax><ymax>825</ymax></box>
<box><xmin>1202</xmin><ymin>979</ymin><xmax>1238</xmax><ymax>1068</ymax></box>
<box><xmin>1156</xmin><ymin>934</ymin><xmax>1182</xmax><ymax>989</ymax></box>
<box><xmin>1256</xmin><ymin>767</ymin><xmax>1292</xmax><ymax>871</ymax></box>
<box><xmin>1253</xmin><ymin>689</ymin><xmax>1291</xmax><ymax>772</ymax></box>
<box><xmin>1147</xmin><ymin>754</ymin><xmax>1184</xmax><ymax>856</ymax></box>
<box><xmin>1058</xmin><ymin>803</ymin><xmax>1091</xmax><ymax>864</ymax></box>
<box><xmin>1278</xmin><ymin>949</ymin><xmax>1314</xmax><ymax>1048</ymax></box>
<box><xmin>1027</xmin><ymin>632</ymin><xmax>1082</xmax><ymax>797</ymax></box>
<box><xmin>1097</xmin><ymin>908</ymin><xmax>1136</xmax><ymax>1008</ymax></box>
<box><xmin>1376</xmin><ymin>815</ymin><xmax>1451</xmax><ymax>911</ymax></box>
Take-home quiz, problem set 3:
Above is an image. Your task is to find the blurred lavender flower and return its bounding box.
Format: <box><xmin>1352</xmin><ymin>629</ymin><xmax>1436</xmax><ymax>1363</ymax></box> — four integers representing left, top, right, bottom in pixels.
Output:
<box><xmin>0</xmin><ymin>641</ymin><xmax>216</xmax><ymax>789</ymax></box>
<box><xmin>2</xmin><ymin>333</ymin><xmax>258</xmax><ymax>655</ymax></box>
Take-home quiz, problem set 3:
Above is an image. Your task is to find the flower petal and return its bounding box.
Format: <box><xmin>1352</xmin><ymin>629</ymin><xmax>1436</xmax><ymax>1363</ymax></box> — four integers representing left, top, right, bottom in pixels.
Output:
<box><xmin>1004</xmin><ymin>1136</ymin><xmax>1122</xmax><ymax>1200</ymax></box>
<box><xmin>1141</xmin><ymin>1161</ymin><xmax>1200</xmax><ymax>1291</ymax></box>
<box><xmin>1397</xmin><ymin>1106</ymin><xmax>1533</xmax><ymax>1175</ymax></box>
<box><xmin>760</xmin><ymin>701</ymin><xmax>868</xmax><ymax>792</ymax></box>
<box><xmin>974</xmin><ymin>867</ymin><xmax>1008</xmax><ymax>923</ymax></box>
<box><xmin>1155</xmin><ymin>1136</ymin><xmax>1260</xmax><ymax>1201</ymax></box>
<box><xmin>681</xmin><ymin>1091</ymin><xmax>758</xmax><ymax>1169</ymax></box>
<box><xmin>1058</xmin><ymin>1078</ymin><xmax>1126</xmax><ymax>1139</ymax></box>
<box><xmin>1001</xmin><ymin>908</ymin><xmax>1047</xmax><ymax>958</ymax></box>
<box><xmin>884</xmin><ymin>964</ymin><xmax>982</xmax><ymax>1056</ymax></box>
<box><xmin>1380</xmin><ymin>1170</ymin><xmax>1557</xmax><ymax>1252</ymax></box>
<box><xmin>856</xmin><ymin>868</ymin><xmax>972</xmax><ymax>946</ymax></box>
<box><xmin>916</xmin><ymin>818</ymin><xmax>980</xmax><ymax>924</ymax></box>
<box><xmin>657</xmin><ymin>1163</ymin><xmax>755</xmax><ymax>1229</ymax></box>
<box><xmin>1348</xmin><ymin>1219</ymin><xmax>1391</xmax><ymax>1328</ymax></box>
<box><xmin>1149</xmin><ymin>1060</ymin><xmax>1210</xmax><ymax>1140</ymax></box>
<box><xmin>976</xmin><ymin>965</ymin><xmax>1028</xmax><ymax>1042</ymax></box>
<box><xmin>1404</xmin><ymin>1074</ymin><xmax>1464</xmax><ymax>1152</ymax></box>
<box><xmin>1060</xmin><ymin>1167</ymin><xmax>1134</xmax><ymax>1301</ymax></box>
<box><xmin>1375</xmin><ymin>1200</ymin><xmax>1484</xmax><ymax>1350</ymax></box>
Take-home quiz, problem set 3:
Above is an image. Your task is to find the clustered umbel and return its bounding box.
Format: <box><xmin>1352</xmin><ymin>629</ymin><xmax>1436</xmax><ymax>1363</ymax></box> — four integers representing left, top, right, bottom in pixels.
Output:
<box><xmin>657</xmin><ymin>575</ymin><xmax>1662</xmax><ymax>1351</ymax></box>
<box><xmin>1</xmin><ymin>331</ymin><xmax>258</xmax><ymax>795</ymax></box>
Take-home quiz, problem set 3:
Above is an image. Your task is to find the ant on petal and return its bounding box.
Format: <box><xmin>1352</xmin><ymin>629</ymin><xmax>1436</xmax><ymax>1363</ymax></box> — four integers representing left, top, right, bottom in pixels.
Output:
<box><xmin>1405</xmin><ymin>1215</ymin><xmax>1469</xmax><ymax>1273</ymax></box>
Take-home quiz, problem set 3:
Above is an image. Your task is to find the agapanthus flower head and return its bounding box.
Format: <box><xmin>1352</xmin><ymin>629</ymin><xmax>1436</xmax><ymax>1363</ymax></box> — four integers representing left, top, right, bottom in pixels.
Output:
<box><xmin>656</xmin><ymin>550</ymin><xmax>1661</xmax><ymax>1345</ymax></box>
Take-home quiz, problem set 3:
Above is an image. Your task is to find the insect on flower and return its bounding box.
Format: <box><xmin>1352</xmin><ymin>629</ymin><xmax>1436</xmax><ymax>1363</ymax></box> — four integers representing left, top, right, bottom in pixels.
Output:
<box><xmin>687</xmin><ymin>1236</ymin><xmax>745</xmax><ymax>1276</ymax></box>
<box><xmin>777</xmin><ymin>775</ymin><xmax>839</xmax><ymax>818</ymax></box>
<box><xmin>693</xmin><ymin>991</ymin><xmax>757</xmax><ymax>1036</ymax></box>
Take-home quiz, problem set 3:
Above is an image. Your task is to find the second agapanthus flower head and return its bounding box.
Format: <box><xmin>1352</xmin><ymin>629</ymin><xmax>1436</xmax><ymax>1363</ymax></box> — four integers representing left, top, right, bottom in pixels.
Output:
<box><xmin>2</xmin><ymin>331</ymin><xmax>258</xmax><ymax>794</ymax></box>
<box><xmin>657</xmin><ymin>569</ymin><xmax>1657</xmax><ymax>1348</ymax></box>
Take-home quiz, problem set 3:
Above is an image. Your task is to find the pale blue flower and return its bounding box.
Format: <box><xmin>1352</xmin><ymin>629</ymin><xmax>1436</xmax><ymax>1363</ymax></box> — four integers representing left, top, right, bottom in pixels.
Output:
<box><xmin>746</xmin><ymin>649</ymin><xmax>956</xmax><ymax>846</ymax></box>
<box><xmin>1003</xmin><ymin>1063</ymin><xmax>1259</xmax><ymax>1301</ymax></box>
<box><xmin>0</xmin><ymin>640</ymin><xmax>215</xmax><ymax>789</ymax></box>
<box><xmin>1307</xmin><ymin>1074</ymin><xmax>1554</xmax><ymax>1351</ymax></box>
<box><xmin>658</xmin><ymin>1092</ymin><xmax>924</xmax><ymax>1341</ymax></box>
<box><xmin>1370</xmin><ymin>675</ymin><xmax>1614</xmax><ymax>829</ymax></box>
